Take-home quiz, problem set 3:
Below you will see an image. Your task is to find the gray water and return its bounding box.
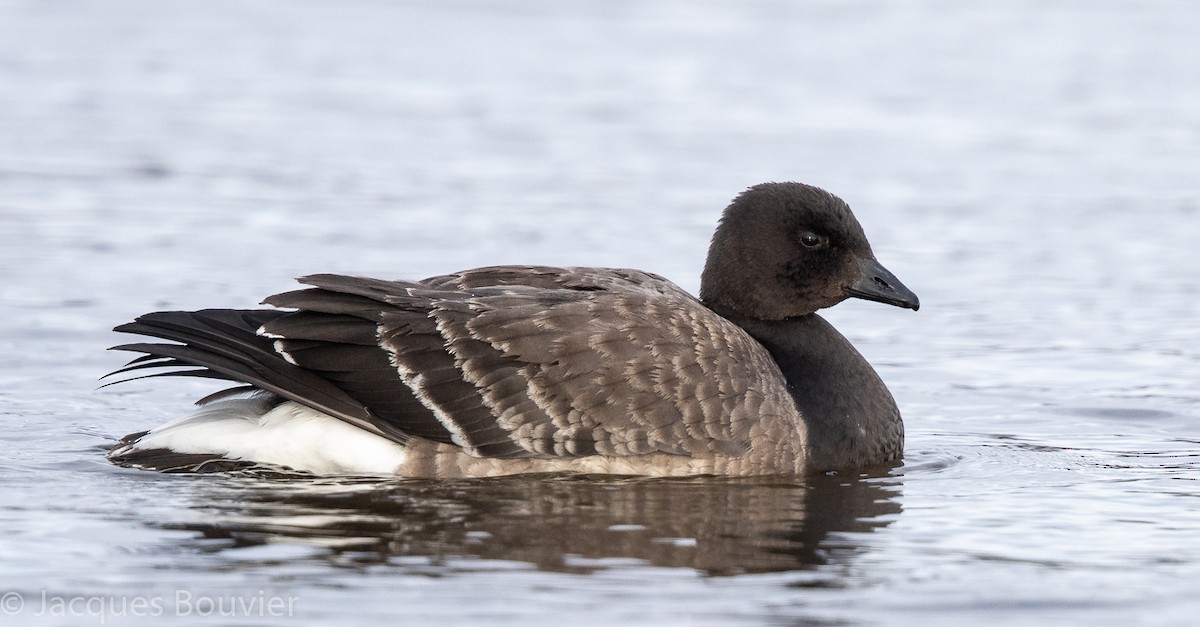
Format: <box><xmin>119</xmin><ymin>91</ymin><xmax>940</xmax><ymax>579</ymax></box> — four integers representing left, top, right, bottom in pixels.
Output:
<box><xmin>2</xmin><ymin>1</ymin><xmax>1199</xmax><ymax>625</ymax></box>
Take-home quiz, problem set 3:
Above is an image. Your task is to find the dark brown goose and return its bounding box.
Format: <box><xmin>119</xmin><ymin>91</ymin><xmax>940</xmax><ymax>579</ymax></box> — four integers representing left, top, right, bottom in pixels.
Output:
<box><xmin>105</xmin><ymin>182</ymin><xmax>919</xmax><ymax>477</ymax></box>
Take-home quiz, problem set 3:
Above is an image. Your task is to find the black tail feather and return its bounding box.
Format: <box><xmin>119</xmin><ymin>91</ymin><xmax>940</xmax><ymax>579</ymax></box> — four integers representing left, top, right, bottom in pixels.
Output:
<box><xmin>105</xmin><ymin>309</ymin><xmax>404</xmax><ymax>443</ymax></box>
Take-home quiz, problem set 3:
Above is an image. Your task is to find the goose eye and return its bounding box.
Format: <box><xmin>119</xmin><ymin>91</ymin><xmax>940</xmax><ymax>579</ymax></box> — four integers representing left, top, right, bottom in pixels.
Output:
<box><xmin>800</xmin><ymin>232</ymin><xmax>822</xmax><ymax>248</ymax></box>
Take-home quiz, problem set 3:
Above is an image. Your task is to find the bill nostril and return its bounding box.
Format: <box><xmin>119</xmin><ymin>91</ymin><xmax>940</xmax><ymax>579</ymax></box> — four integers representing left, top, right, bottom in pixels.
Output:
<box><xmin>873</xmin><ymin>276</ymin><xmax>892</xmax><ymax>290</ymax></box>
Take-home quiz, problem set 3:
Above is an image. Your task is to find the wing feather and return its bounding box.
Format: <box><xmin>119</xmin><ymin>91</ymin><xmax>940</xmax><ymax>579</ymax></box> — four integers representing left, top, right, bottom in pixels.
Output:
<box><xmin>110</xmin><ymin>266</ymin><xmax>795</xmax><ymax>464</ymax></box>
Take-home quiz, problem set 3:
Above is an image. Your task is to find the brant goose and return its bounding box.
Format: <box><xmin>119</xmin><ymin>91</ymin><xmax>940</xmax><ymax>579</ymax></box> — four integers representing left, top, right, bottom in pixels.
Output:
<box><xmin>105</xmin><ymin>182</ymin><xmax>919</xmax><ymax>477</ymax></box>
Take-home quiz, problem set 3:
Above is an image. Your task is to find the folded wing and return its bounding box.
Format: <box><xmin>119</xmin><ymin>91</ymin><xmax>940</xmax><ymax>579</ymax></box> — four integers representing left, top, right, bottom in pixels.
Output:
<box><xmin>111</xmin><ymin>266</ymin><xmax>793</xmax><ymax>461</ymax></box>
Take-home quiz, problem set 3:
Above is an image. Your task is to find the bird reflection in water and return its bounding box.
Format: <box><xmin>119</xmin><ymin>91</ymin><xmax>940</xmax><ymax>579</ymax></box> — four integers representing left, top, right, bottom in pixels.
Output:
<box><xmin>160</xmin><ymin>472</ymin><xmax>903</xmax><ymax>576</ymax></box>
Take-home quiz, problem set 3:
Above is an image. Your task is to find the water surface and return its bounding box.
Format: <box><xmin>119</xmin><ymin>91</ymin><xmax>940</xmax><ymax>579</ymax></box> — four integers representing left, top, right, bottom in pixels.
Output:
<box><xmin>1</xmin><ymin>1</ymin><xmax>1198</xmax><ymax>625</ymax></box>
